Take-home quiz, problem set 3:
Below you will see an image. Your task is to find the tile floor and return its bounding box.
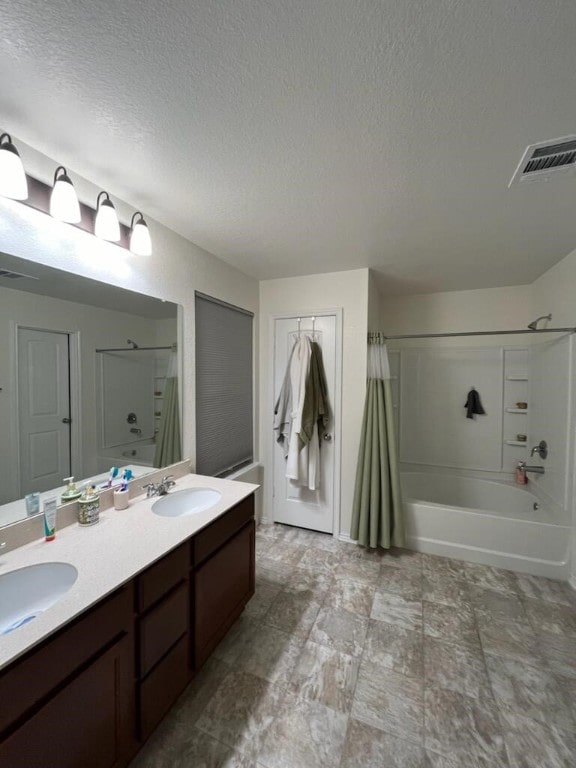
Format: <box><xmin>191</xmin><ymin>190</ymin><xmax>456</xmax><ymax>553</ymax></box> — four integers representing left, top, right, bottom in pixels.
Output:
<box><xmin>131</xmin><ymin>524</ymin><xmax>576</xmax><ymax>768</ymax></box>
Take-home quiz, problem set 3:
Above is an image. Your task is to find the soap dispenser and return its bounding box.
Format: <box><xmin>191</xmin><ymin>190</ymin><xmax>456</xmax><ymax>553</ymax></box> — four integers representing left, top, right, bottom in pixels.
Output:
<box><xmin>61</xmin><ymin>476</ymin><xmax>82</xmax><ymax>504</ymax></box>
<box><xmin>78</xmin><ymin>484</ymin><xmax>100</xmax><ymax>526</ymax></box>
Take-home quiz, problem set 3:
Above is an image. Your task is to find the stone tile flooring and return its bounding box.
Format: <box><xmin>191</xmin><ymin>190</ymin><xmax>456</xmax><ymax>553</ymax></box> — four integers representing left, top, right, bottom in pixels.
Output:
<box><xmin>130</xmin><ymin>524</ymin><xmax>576</xmax><ymax>768</ymax></box>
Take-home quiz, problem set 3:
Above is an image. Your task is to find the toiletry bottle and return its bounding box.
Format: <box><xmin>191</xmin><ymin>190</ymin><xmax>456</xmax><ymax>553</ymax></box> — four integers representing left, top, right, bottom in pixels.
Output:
<box><xmin>43</xmin><ymin>497</ymin><xmax>58</xmax><ymax>541</ymax></box>
<box><xmin>78</xmin><ymin>484</ymin><xmax>100</xmax><ymax>526</ymax></box>
<box><xmin>515</xmin><ymin>462</ymin><xmax>528</xmax><ymax>485</ymax></box>
<box><xmin>61</xmin><ymin>476</ymin><xmax>82</xmax><ymax>503</ymax></box>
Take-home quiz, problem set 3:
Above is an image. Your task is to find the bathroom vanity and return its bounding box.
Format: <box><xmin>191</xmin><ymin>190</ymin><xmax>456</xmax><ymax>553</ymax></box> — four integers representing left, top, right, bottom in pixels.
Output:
<box><xmin>0</xmin><ymin>478</ymin><xmax>256</xmax><ymax>768</ymax></box>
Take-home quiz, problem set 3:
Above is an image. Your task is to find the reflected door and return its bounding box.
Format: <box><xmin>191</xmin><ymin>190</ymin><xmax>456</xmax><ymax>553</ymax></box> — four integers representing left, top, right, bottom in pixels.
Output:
<box><xmin>18</xmin><ymin>328</ymin><xmax>71</xmax><ymax>495</ymax></box>
<box><xmin>272</xmin><ymin>315</ymin><xmax>337</xmax><ymax>533</ymax></box>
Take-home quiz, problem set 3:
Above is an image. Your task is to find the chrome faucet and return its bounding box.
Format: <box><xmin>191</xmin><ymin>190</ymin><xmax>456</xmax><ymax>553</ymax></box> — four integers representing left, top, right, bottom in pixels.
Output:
<box><xmin>518</xmin><ymin>462</ymin><xmax>545</xmax><ymax>475</ymax></box>
<box><xmin>142</xmin><ymin>476</ymin><xmax>176</xmax><ymax>498</ymax></box>
<box><xmin>158</xmin><ymin>476</ymin><xmax>176</xmax><ymax>495</ymax></box>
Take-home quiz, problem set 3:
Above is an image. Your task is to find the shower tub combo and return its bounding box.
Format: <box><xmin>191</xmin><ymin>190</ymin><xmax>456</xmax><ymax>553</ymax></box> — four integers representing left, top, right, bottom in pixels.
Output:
<box><xmin>401</xmin><ymin>471</ymin><xmax>570</xmax><ymax>579</ymax></box>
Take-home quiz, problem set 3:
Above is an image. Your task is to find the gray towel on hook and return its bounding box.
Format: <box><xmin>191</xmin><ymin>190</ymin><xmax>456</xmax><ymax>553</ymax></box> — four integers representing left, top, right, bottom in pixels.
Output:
<box><xmin>464</xmin><ymin>388</ymin><xmax>486</xmax><ymax>419</ymax></box>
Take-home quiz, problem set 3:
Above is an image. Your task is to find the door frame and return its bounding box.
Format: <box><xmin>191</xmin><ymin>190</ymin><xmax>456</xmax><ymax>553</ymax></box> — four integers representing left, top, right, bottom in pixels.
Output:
<box><xmin>266</xmin><ymin>308</ymin><xmax>343</xmax><ymax>537</ymax></box>
<box><xmin>10</xmin><ymin>323</ymin><xmax>82</xmax><ymax>497</ymax></box>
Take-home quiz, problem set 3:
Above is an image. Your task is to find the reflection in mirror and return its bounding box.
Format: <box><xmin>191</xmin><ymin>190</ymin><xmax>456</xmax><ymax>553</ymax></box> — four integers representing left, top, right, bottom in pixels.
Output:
<box><xmin>0</xmin><ymin>251</ymin><xmax>182</xmax><ymax>528</ymax></box>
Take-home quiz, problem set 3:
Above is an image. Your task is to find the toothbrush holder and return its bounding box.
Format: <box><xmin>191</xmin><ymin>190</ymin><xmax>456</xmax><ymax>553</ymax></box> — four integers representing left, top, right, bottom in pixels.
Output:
<box><xmin>113</xmin><ymin>489</ymin><xmax>130</xmax><ymax>511</ymax></box>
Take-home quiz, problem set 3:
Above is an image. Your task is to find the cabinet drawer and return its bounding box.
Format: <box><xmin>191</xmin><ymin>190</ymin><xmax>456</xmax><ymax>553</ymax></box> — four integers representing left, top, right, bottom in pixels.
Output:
<box><xmin>136</xmin><ymin>542</ymin><xmax>189</xmax><ymax>613</ymax></box>
<box><xmin>0</xmin><ymin>586</ymin><xmax>132</xmax><ymax>735</ymax></box>
<box><xmin>139</xmin><ymin>582</ymin><xmax>188</xmax><ymax>678</ymax></box>
<box><xmin>0</xmin><ymin>634</ymin><xmax>134</xmax><ymax>768</ymax></box>
<box><xmin>139</xmin><ymin>634</ymin><xmax>189</xmax><ymax>740</ymax></box>
<box><xmin>193</xmin><ymin>495</ymin><xmax>254</xmax><ymax>565</ymax></box>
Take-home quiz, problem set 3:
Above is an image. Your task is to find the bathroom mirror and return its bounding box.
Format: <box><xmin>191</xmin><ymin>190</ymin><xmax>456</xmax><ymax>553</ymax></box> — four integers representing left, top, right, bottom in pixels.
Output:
<box><xmin>0</xmin><ymin>251</ymin><xmax>182</xmax><ymax>528</ymax></box>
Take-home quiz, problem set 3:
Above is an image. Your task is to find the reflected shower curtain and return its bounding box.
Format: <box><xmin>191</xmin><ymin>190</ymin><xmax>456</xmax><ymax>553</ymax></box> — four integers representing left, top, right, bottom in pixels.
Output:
<box><xmin>350</xmin><ymin>333</ymin><xmax>404</xmax><ymax>549</ymax></box>
<box><xmin>154</xmin><ymin>352</ymin><xmax>182</xmax><ymax>468</ymax></box>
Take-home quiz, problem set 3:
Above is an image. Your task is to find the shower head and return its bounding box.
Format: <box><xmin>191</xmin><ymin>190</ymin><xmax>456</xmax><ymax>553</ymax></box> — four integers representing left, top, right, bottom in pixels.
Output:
<box><xmin>127</xmin><ymin>339</ymin><xmax>139</xmax><ymax>349</ymax></box>
<box><xmin>527</xmin><ymin>314</ymin><xmax>552</xmax><ymax>331</ymax></box>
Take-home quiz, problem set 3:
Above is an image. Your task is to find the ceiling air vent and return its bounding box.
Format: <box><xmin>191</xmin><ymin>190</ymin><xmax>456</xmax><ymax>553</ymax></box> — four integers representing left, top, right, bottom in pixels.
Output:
<box><xmin>509</xmin><ymin>135</ymin><xmax>576</xmax><ymax>186</ymax></box>
<box><xmin>0</xmin><ymin>268</ymin><xmax>38</xmax><ymax>280</ymax></box>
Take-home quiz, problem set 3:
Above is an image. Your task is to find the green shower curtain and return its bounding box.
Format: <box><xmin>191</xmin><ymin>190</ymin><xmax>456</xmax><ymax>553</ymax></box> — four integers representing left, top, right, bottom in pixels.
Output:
<box><xmin>350</xmin><ymin>335</ymin><xmax>404</xmax><ymax>549</ymax></box>
<box><xmin>154</xmin><ymin>362</ymin><xmax>182</xmax><ymax>468</ymax></box>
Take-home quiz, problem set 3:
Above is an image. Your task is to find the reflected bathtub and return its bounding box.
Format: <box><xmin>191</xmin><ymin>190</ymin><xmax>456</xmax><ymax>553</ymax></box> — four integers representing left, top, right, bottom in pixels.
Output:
<box><xmin>401</xmin><ymin>472</ymin><xmax>570</xmax><ymax>579</ymax></box>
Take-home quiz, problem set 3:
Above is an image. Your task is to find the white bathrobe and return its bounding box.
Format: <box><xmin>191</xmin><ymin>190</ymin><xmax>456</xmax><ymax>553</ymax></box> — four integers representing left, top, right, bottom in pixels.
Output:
<box><xmin>285</xmin><ymin>335</ymin><xmax>312</xmax><ymax>482</ymax></box>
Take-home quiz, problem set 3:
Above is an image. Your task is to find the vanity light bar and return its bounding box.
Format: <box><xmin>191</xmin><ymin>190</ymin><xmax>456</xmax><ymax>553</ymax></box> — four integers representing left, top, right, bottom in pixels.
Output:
<box><xmin>0</xmin><ymin>132</ymin><xmax>151</xmax><ymax>254</ymax></box>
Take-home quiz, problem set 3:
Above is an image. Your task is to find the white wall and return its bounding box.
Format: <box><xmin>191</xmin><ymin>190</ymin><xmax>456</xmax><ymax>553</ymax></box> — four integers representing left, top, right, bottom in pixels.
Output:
<box><xmin>379</xmin><ymin>285</ymin><xmax>531</xmax><ymax>336</ymax></box>
<box><xmin>368</xmin><ymin>269</ymin><xmax>381</xmax><ymax>331</ymax></box>
<box><xmin>259</xmin><ymin>269</ymin><xmax>369</xmax><ymax>538</ymax></box>
<box><xmin>530</xmin><ymin>245</ymin><xmax>576</xmax><ymax>328</ymax></box>
<box><xmin>0</xmin><ymin>141</ymin><xmax>259</xmax><ymax>476</ymax></box>
<box><xmin>530</xmin><ymin>247</ymin><xmax>576</xmax><ymax>586</ymax></box>
<box><xmin>528</xmin><ymin>336</ymin><xmax>572</xmax><ymax>515</ymax></box>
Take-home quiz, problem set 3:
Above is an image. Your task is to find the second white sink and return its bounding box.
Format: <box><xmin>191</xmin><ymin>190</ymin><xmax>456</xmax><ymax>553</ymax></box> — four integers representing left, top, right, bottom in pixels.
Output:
<box><xmin>151</xmin><ymin>487</ymin><xmax>222</xmax><ymax>517</ymax></box>
<box><xmin>0</xmin><ymin>562</ymin><xmax>78</xmax><ymax>636</ymax></box>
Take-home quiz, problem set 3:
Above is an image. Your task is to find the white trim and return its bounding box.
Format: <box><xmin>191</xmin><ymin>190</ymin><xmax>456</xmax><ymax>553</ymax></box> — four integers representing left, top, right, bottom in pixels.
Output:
<box><xmin>68</xmin><ymin>331</ymin><xmax>82</xmax><ymax>482</ymax></box>
<box><xmin>266</xmin><ymin>308</ymin><xmax>343</xmax><ymax>538</ymax></box>
<box><xmin>8</xmin><ymin>321</ymin><xmax>19</xmax><ymax>503</ymax></box>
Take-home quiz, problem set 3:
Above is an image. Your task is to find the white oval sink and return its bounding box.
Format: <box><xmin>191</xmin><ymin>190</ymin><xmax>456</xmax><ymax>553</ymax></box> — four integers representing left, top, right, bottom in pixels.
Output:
<box><xmin>0</xmin><ymin>562</ymin><xmax>78</xmax><ymax>636</ymax></box>
<box><xmin>152</xmin><ymin>487</ymin><xmax>222</xmax><ymax>517</ymax></box>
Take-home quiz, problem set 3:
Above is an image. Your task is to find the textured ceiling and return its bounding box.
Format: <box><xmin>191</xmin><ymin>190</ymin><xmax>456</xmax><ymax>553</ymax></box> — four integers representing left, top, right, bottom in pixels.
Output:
<box><xmin>1</xmin><ymin>0</ymin><xmax>576</xmax><ymax>294</ymax></box>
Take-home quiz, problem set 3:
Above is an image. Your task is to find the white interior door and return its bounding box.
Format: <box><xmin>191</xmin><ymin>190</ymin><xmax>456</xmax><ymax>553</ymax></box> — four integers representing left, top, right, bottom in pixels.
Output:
<box><xmin>18</xmin><ymin>328</ymin><xmax>71</xmax><ymax>495</ymax></box>
<box><xmin>272</xmin><ymin>314</ymin><xmax>338</xmax><ymax>533</ymax></box>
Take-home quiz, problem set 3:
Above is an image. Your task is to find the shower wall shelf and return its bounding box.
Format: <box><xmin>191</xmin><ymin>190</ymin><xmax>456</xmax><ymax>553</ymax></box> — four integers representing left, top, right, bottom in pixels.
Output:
<box><xmin>502</xmin><ymin>349</ymin><xmax>529</xmax><ymax>473</ymax></box>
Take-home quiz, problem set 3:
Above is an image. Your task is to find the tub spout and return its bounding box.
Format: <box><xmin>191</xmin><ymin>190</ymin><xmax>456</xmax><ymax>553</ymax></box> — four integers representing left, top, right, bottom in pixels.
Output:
<box><xmin>518</xmin><ymin>462</ymin><xmax>545</xmax><ymax>475</ymax></box>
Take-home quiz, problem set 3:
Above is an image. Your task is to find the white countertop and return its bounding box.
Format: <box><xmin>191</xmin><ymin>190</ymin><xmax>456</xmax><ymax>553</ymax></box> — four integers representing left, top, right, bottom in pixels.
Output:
<box><xmin>0</xmin><ymin>472</ymin><xmax>258</xmax><ymax>671</ymax></box>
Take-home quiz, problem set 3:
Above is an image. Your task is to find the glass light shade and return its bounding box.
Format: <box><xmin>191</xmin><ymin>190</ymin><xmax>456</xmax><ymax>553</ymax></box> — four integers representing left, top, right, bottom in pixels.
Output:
<box><xmin>0</xmin><ymin>133</ymin><xmax>28</xmax><ymax>200</ymax></box>
<box><xmin>94</xmin><ymin>192</ymin><xmax>120</xmax><ymax>241</ymax></box>
<box><xmin>50</xmin><ymin>167</ymin><xmax>81</xmax><ymax>223</ymax></box>
<box><xmin>129</xmin><ymin>213</ymin><xmax>152</xmax><ymax>255</ymax></box>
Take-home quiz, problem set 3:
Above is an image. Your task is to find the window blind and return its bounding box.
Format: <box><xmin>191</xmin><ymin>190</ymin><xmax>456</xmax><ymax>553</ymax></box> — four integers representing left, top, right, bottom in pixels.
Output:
<box><xmin>195</xmin><ymin>292</ymin><xmax>254</xmax><ymax>477</ymax></box>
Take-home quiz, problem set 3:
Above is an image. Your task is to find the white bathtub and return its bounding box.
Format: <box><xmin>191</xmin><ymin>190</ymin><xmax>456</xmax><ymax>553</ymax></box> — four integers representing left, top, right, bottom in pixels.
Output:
<box><xmin>401</xmin><ymin>472</ymin><xmax>570</xmax><ymax>579</ymax></box>
<box><xmin>97</xmin><ymin>442</ymin><xmax>157</xmax><ymax>472</ymax></box>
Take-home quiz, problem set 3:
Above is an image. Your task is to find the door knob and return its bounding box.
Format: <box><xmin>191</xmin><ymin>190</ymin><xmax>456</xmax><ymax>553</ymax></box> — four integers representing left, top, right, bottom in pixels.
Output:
<box><xmin>323</xmin><ymin>433</ymin><xmax>332</xmax><ymax>441</ymax></box>
<box><xmin>62</xmin><ymin>417</ymin><xmax>72</xmax><ymax>424</ymax></box>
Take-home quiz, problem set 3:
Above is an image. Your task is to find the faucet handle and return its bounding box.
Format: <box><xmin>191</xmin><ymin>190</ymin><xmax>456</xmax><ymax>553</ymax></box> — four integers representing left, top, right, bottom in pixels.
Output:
<box><xmin>142</xmin><ymin>482</ymin><xmax>157</xmax><ymax>497</ymax></box>
<box><xmin>161</xmin><ymin>475</ymin><xmax>174</xmax><ymax>482</ymax></box>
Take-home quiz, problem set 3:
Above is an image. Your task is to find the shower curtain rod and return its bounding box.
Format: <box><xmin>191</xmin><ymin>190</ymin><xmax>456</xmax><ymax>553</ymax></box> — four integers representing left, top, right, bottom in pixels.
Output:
<box><xmin>382</xmin><ymin>328</ymin><xmax>576</xmax><ymax>341</ymax></box>
<box><xmin>95</xmin><ymin>344</ymin><xmax>176</xmax><ymax>353</ymax></box>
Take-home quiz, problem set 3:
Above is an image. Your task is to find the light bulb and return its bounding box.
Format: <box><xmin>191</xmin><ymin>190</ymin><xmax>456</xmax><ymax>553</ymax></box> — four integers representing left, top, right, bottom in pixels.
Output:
<box><xmin>94</xmin><ymin>191</ymin><xmax>120</xmax><ymax>241</ymax></box>
<box><xmin>0</xmin><ymin>133</ymin><xmax>28</xmax><ymax>200</ymax></box>
<box><xmin>129</xmin><ymin>212</ymin><xmax>152</xmax><ymax>255</ymax></box>
<box><xmin>50</xmin><ymin>166</ymin><xmax>81</xmax><ymax>223</ymax></box>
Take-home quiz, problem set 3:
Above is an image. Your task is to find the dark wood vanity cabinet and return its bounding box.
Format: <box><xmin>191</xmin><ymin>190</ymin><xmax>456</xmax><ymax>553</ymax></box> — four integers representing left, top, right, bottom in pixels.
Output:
<box><xmin>0</xmin><ymin>493</ymin><xmax>255</xmax><ymax>768</ymax></box>
<box><xmin>193</xmin><ymin>497</ymin><xmax>255</xmax><ymax>668</ymax></box>
<box><xmin>135</xmin><ymin>542</ymin><xmax>191</xmax><ymax>741</ymax></box>
<box><xmin>0</xmin><ymin>587</ymin><xmax>136</xmax><ymax>768</ymax></box>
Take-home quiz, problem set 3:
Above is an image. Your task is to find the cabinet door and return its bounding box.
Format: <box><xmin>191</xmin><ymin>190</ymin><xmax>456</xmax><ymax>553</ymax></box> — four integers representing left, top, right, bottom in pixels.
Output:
<box><xmin>194</xmin><ymin>520</ymin><xmax>255</xmax><ymax>668</ymax></box>
<box><xmin>0</xmin><ymin>635</ymin><xmax>134</xmax><ymax>768</ymax></box>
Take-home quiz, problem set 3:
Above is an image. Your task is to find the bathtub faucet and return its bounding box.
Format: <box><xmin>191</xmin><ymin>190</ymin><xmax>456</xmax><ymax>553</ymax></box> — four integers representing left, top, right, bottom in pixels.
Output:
<box><xmin>530</xmin><ymin>440</ymin><xmax>548</xmax><ymax>460</ymax></box>
<box><xmin>518</xmin><ymin>462</ymin><xmax>545</xmax><ymax>475</ymax></box>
